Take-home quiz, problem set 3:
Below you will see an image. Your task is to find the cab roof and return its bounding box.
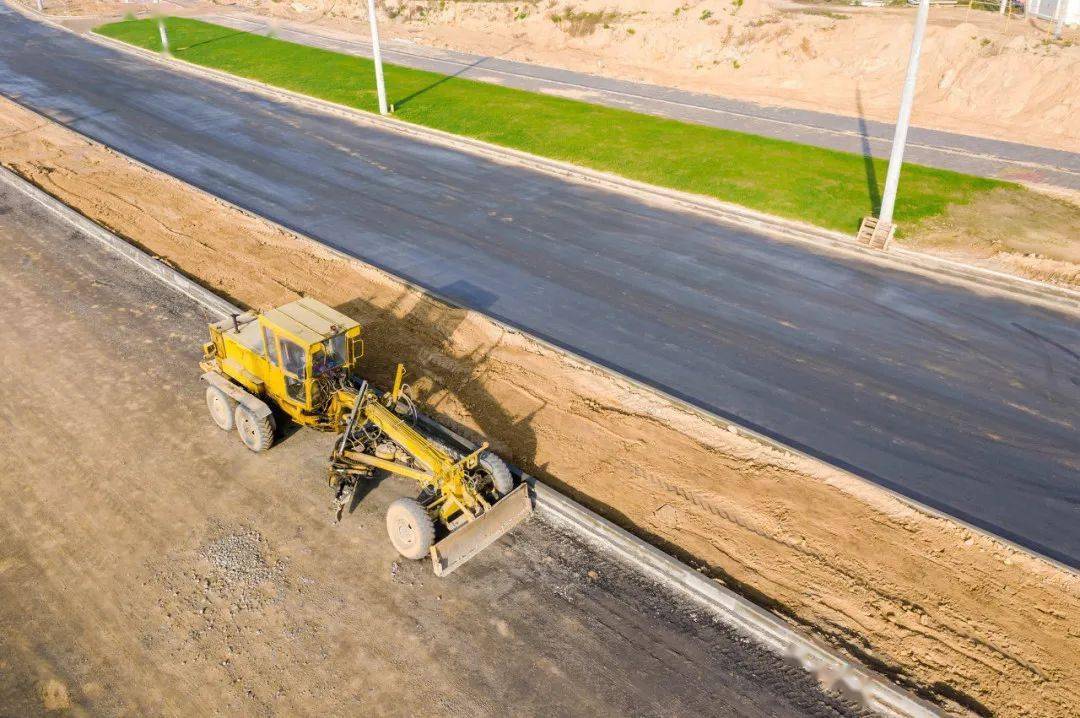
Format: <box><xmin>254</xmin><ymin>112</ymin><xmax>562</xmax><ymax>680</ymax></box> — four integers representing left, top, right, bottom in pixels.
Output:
<box><xmin>260</xmin><ymin>298</ymin><xmax>360</xmax><ymax>346</ymax></box>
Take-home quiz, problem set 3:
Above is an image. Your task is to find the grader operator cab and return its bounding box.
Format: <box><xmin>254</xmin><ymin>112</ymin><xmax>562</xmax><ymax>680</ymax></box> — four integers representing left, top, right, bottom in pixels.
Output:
<box><xmin>199</xmin><ymin>298</ymin><xmax>532</xmax><ymax>576</ymax></box>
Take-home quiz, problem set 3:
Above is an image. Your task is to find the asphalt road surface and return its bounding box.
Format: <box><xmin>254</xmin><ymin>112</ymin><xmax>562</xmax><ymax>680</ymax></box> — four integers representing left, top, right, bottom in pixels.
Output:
<box><xmin>0</xmin><ymin>4</ymin><xmax>1078</xmax><ymax>567</ymax></box>
<box><xmin>202</xmin><ymin>9</ymin><xmax>1080</xmax><ymax>189</ymax></box>
<box><xmin>0</xmin><ymin>178</ymin><xmax>868</xmax><ymax>717</ymax></box>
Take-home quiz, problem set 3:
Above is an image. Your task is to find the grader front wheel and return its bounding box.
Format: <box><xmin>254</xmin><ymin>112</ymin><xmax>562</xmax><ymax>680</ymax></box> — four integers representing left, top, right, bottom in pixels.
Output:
<box><xmin>386</xmin><ymin>498</ymin><xmax>435</xmax><ymax>560</ymax></box>
<box><xmin>478</xmin><ymin>452</ymin><xmax>513</xmax><ymax>496</ymax></box>
<box><xmin>428</xmin><ymin>437</ymin><xmax>513</xmax><ymax>497</ymax></box>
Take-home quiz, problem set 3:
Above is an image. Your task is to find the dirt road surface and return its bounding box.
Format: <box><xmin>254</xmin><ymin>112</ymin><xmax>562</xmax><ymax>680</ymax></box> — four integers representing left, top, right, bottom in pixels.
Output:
<box><xmin>0</xmin><ymin>182</ymin><xmax>867</xmax><ymax>716</ymax></box>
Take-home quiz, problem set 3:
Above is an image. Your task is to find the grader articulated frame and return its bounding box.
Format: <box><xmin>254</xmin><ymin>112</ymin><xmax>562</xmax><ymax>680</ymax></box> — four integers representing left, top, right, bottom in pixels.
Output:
<box><xmin>199</xmin><ymin>298</ymin><xmax>532</xmax><ymax>576</ymax></box>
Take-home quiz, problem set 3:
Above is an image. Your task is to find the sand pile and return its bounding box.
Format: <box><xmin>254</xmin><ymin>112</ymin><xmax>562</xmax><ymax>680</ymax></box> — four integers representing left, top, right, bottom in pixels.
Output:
<box><xmin>200</xmin><ymin>0</ymin><xmax>1080</xmax><ymax>153</ymax></box>
<box><xmin>2</xmin><ymin>96</ymin><xmax>1079</xmax><ymax>717</ymax></box>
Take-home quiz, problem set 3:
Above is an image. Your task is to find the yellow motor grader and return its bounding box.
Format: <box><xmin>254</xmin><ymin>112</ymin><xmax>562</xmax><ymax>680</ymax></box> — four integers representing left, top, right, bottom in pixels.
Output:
<box><xmin>198</xmin><ymin>298</ymin><xmax>532</xmax><ymax>576</ymax></box>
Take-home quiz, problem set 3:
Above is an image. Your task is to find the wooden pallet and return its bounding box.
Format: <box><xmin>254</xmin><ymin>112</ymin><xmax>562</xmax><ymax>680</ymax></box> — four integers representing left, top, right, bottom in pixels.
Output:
<box><xmin>856</xmin><ymin>216</ymin><xmax>895</xmax><ymax>250</ymax></box>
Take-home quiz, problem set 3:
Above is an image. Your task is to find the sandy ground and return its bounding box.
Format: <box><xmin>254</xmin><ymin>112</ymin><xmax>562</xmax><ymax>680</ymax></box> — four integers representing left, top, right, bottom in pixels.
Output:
<box><xmin>0</xmin><ymin>179</ymin><xmax>869</xmax><ymax>716</ymax></box>
<box><xmin>2</xmin><ymin>96</ymin><xmax>1077</xmax><ymax>717</ymax></box>
<box><xmin>202</xmin><ymin>0</ymin><xmax>1080</xmax><ymax>153</ymax></box>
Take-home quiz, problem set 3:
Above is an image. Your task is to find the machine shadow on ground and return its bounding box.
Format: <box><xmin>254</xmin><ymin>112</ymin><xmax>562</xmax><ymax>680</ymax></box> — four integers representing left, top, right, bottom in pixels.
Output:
<box><xmin>333</xmin><ymin>283</ymin><xmax>541</xmax><ymax>482</ymax></box>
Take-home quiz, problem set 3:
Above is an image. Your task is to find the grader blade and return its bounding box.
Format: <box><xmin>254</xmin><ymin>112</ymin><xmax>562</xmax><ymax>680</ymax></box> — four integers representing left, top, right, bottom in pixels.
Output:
<box><xmin>430</xmin><ymin>484</ymin><xmax>533</xmax><ymax>577</ymax></box>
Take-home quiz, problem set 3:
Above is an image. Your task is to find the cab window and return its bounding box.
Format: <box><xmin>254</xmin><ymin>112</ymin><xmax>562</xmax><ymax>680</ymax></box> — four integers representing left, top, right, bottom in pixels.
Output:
<box><xmin>327</xmin><ymin>334</ymin><xmax>347</xmax><ymax>367</ymax></box>
<box><xmin>312</xmin><ymin>335</ymin><xmax>347</xmax><ymax>375</ymax></box>
<box><xmin>279</xmin><ymin>338</ymin><xmax>307</xmax><ymax>378</ymax></box>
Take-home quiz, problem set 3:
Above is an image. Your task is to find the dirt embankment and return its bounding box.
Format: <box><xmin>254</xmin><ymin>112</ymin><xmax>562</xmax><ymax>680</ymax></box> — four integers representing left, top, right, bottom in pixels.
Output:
<box><xmin>2</xmin><ymin>96</ymin><xmax>1078</xmax><ymax>717</ymax></box>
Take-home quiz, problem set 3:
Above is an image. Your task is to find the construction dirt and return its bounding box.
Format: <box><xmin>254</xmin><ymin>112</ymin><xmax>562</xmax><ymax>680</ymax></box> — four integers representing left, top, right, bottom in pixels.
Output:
<box><xmin>2</xmin><ymin>96</ymin><xmax>1079</xmax><ymax>717</ymax></box>
<box><xmin>0</xmin><ymin>174</ymin><xmax>868</xmax><ymax>717</ymax></box>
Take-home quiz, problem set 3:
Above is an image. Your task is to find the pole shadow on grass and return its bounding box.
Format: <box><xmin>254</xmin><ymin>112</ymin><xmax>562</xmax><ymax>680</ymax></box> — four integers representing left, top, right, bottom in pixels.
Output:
<box><xmin>172</xmin><ymin>29</ymin><xmax>249</xmax><ymax>53</ymax></box>
<box><xmin>391</xmin><ymin>45</ymin><xmax>521</xmax><ymax>110</ymax></box>
<box><xmin>856</xmin><ymin>88</ymin><xmax>881</xmax><ymax>216</ymax></box>
<box><xmin>391</xmin><ymin>55</ymin><xmax>492</xmax><ymax>110</ymax></box>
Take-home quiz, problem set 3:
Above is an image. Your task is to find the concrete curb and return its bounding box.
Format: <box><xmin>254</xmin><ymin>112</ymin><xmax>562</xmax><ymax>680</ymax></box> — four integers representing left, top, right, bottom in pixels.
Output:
<box><xmin>0</xmin><ymin>166</ymin><xmax>237</xmax><ymax>318</ymax></box>
<box><xmin>415</xmin><ymin>411</ymin><xmax>939</xmax><ymax>718</ymax></box>
<box><xmin>67</xmin><ymin>22</ymin><xmax>1079</xmax><ymax>314</ymax></box>
<box><xmin>529</xmin><ymin>482</ymin><xmax>937</xmax><ymax>718</ymax></box>
<box><xmin>0</xmin><ymin>164</ymin><xmax>939</xmax><ymax>718</ymax></box>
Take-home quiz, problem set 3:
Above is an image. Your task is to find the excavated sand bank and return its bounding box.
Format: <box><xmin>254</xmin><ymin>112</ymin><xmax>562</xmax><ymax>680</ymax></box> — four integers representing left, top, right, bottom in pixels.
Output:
<box><xmin>2</xmin><ymin>97</ymin><xmax>1077</xmax><ymax>717</ymax></box>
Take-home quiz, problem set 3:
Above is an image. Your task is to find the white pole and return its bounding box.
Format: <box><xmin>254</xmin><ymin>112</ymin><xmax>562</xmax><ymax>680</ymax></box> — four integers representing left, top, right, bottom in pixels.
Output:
<box><xmin>1053</xmin><ymin>0</ymin><xmax>1068</xmax><ymax>38</ymax></box>
<box><xmin>36</xmin><ymin>0</ymin><xmax>42</xmax><ymax>12</ymax></box>
<box><xmin>878</xmin><ymin>0</ymin><xmax>931</xmax><ymax>227</ymax></box>
<box><xmin>1000</xmin><ymin>0</ymin><xmax>1008</xmax><ymax>15</ymax></box>
<box><xmin>158</xmin><ymin>18</ymin><xmax>170</xmax><ymax>54</ymax></box>
<box><xmin>366</xmin><ymin>0</ymin><xmax>389</xmax><ymax>115</ymax></box>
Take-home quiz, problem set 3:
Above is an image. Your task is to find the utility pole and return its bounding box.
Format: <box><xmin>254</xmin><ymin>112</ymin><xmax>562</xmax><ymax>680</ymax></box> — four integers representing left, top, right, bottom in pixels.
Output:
<box><xmin>158</xmin><ymin>18</ymin><xmax>170</xmax><ymax>54</ymax></box>
<box><xmin>878</xmin><ymin>0</ymin><xmax>931</xmax><ymax>229</ymax></box>
<box><xmin>1053</xmin><ymin>0</ymin><xmax>1068</xmax><ymax>38</ymax></box>
<box><xmin>1000</xmin><ymin>0</ymin><xmax>1008</xmax><ymax>15</ymax></box>
<box><xmin>366</xmin><ymin>0</ymin><xmax>389</xmax><ymax>114</ymax></box>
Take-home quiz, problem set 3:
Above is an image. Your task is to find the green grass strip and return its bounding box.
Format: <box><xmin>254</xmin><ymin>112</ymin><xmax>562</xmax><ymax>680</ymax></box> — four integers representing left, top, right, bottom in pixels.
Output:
<box><xmin>95</xmin><ymin>17</ymin><xmax>1004</xmax><ymax>232</ymax></box>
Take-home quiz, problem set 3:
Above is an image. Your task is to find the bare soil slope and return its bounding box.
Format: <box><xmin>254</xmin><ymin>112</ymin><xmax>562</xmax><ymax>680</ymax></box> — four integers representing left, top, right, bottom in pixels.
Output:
<box><xmin>2</xmin><ymin>96</ymin><xmax>1078</xmax><ymax>717</ymax></box>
